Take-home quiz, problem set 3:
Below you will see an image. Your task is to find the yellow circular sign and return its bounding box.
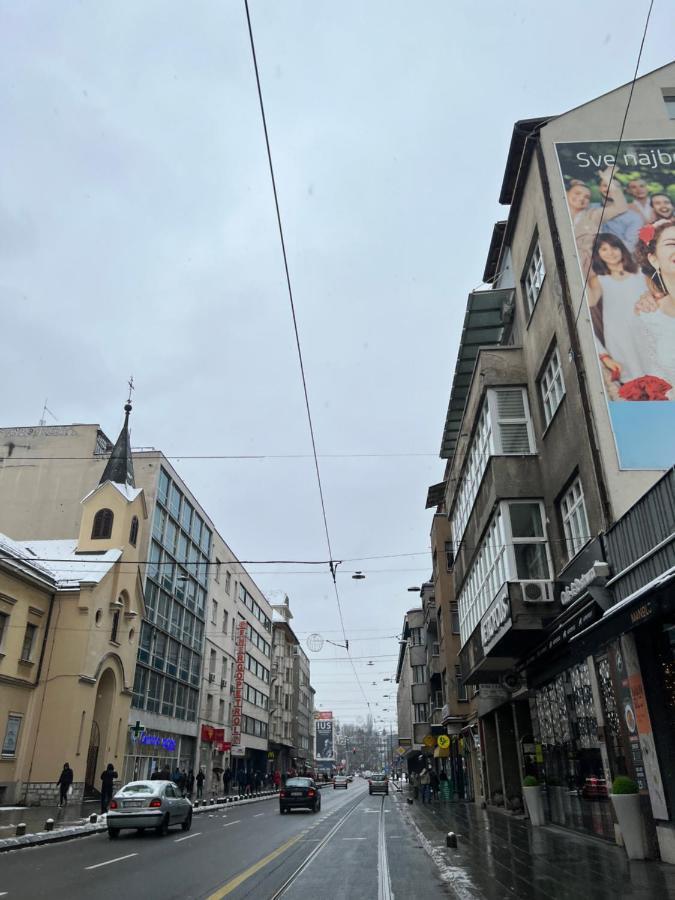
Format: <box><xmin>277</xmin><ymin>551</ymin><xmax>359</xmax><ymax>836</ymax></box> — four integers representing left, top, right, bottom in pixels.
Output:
<box><xmin>437</xmin><ymin>735</ymin><xmax>450</xmax><ymax>749</ymax></box>
<box><xmin>423</xmin><ymin>735</ymin><xmax>436</xmax><ymax>748</ymax></box>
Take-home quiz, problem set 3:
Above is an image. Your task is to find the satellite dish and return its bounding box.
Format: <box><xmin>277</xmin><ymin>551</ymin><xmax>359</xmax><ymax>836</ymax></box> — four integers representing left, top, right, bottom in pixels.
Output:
<box><xmin>307</xmin><ymin>633</ymin><xmax>325</xmax><ymax>653</ymax></box>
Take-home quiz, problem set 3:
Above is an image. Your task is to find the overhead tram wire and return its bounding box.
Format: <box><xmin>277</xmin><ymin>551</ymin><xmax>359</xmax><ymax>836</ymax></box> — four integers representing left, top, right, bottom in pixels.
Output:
<box><xmin>571</xmin><ymin>0</ymin><xmax>654</xmax><ymax>329</ymax></box>
<box><xmin>242</xmin><ymin>0</ymin><xmax>370</xmax><ymax>712</ymax></box>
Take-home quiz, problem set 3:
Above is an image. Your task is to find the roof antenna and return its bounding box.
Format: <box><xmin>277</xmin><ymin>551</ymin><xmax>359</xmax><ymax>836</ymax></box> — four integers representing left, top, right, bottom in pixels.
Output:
<box><xmin>38</xmin><ymin>399</ymin><xmax>58</xmax><ymax>427</ymax></box>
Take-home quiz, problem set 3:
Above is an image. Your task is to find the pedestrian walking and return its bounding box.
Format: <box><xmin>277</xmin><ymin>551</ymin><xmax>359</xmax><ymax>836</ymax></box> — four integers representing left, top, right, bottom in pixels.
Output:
<box><xmin>99</xmin><ymin>763</ymin><xmax>118</xmax><ymax>813</ymax></box>
<box><xmin>273</xmin><ymin>769</ymin><xmax>281</xmax><ymax>792</ymax></box>
<box><xmin>419</xmin><ymin>768</ymin><xmax>431</xmax><ymax>804</ymax></box>
<box><xmin>196</xmin><ymin>769</ymin><xmax>205</xmax><ymax>799</ymax></box>
<box><xmin>223</xmin><ymin>767</ymin><xmax>231</xmax><ymax>795</ymax></box>
<box><xmin>430</xmin><ymin>768</ymin><xmax>440</xmax><ymax>802</ymax></box>
<box><xmin>57</xmin><ymin>762</ymin><xmax>74</xmax><ymax>807</ymax></box>
<box><xmin>237</xmin><ymin>768</ymin><xmax>246</xmax><ymax>795</ymax></box>
<box><xmin>245</xmin><ymin>770</ymin><xmax>253</xmax><ymax>796</ymax></box>
<box><xmin>186</xmin><ymin>769</ymin><xmax>195</xmax><ymax>797</ymax></box>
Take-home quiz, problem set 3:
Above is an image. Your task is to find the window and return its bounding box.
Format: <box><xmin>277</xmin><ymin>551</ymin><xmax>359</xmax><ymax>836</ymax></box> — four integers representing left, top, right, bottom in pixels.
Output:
<box><xmin>20</xmin><ymin>623</ymin><xmax>37</xmax><ymax>661</ymax></box>
<box><xmin>138</xmin><ymin>622</ymin><xmax>152</xmax><ymax>663</ymax></box>
<box><xmin>451</xmin><ymin>389</ymin><xmax>534</xmax><ymax>548</ymax></box>
<box><xmin>560</xmin><ymin>478</ymin><xmax>590</xmax><ymax>560</ymax></box>
<box><xmin>225</xmin><ymin>571</ymin><xmax>232</xmax><ymax>595</ymax></box>
<box><xmin>215</xmin><ymin>558</ymin><xmax>221</xmax><ymax>583</ymax></box>
<box><xmin>146</xmin><ymin>672</ymin><xmax>161</xmax><ymax>713</ymax></box>
<box><xmin>455</xmin><ymin>665</ymin><xmax>468</xmax><ymax>702</ymax></box>
<box><xmin>409</xmin><ymin>627</ymin><xmax>423</xmax><ymax>647</ymax></box>
<box><xmin>166</xmin><ymin>639</ymin><xmax>179</xmax><ymax>676</ymax></box>
<box><xmin>175</xmin><ymin>684</ymin><xmax>186</xmax><ymax>719</ymax></box>
<box><xmin>412</xmin><ymin>665</ymin><xmax>426</xmax><ymax>684</ymax></box>
<box><xmin>0</xmin><ymin>611</ymin><xmax>8</xmax><ymax>649</ymax></box>
<box><xmin>457</xmin><ymin>501</ymin><xmax>552</xmax><ymax>645</ymax></box>
<box><xmin>152</xmin><ymin>631</ymin><xmax>166</xmax><ymax>670</ymax></box>
<box><xmin>523</xmin><ymin>239</ymin><xmax>545</xmax><ymax>316</ymax></box>
<box><xmin>91</xmin><ymin>508</ymin><xmax>113</xmax><ymax>539</ymax></box>
<box><xmin>664</xmin><ymin>94</ymin><xmax>675</xmax><ymax>119</ymax></box>
<box><xmin>209</xmin><ymin>648</ymin><xmax>217</xmax><ymax>676</ymax></box>
<box><xmin>158</xmin><ymin>468</ymin><xmax>170</xmax><ymax>506</ymax></box>
<box><xmin>491</xmin><ymin>388</ymin><xmax>534</xmax><ymax>454</ymax></box>
<box><xmin>162</xmin><ymin>678</ymin><xmax>176</xmax><ymax>717</ymax></box>
<box><xmin>211</xmin><ymin>600</ymin><xmax>218</xmax><ymax>625</ymax></box>
<box><xmin>413</xmin><ymin>703</ymin><xmax>427</xmax><ymax>723</ymax></box>
<box><xmin>129</xmin><ymin>516</ymin><xmax>139</xmax><ymax>546</ymax></box>
<box><xmin>444</xmin><ymin>541</ymin><xmax>454</xmax><ymax>571</ymax></box>
<box><xmin>450</xmin><ymin>603</ymin><xmax>460</xmax><ymax>634</ymax></box>
<box><xmin>222</xmin><ymin>610</ymin><xmax>229</xmax><ymax>634</ymax></box>
<box><xmin>219</xmin><ymin>699</ymin><xmax>225</xmax><ymax>724</ymax></box>
<box><xmin>132</xmin><ymin>666</ymin><xmax>148</xmax><ymax>709</ymax></box>
<box><xmin>540</xmin><ymin>345</ymin><xmax>565</xmax><ymax>426</ymax></box>
<box><xmin>2</xmin><ymin>714</ymin><xmax>22</xmax><ymax>757</ymax></box>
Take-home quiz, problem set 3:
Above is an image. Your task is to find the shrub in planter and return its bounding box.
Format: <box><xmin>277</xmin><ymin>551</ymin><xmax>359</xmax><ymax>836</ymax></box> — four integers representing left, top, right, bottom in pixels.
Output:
<box><xmin>612</xmin><ymin>776</ymin><xmax>638</xmax><ymax>795</ymax></box>
<box><xmin>522</xmin><ymin>777</ymin><xmax>545</xmax><ymax>826</ymax></box>
<box><xmin>610</xmin><ymin>776</ymin><xmax>645</xmax><ymax>859</ymax></box>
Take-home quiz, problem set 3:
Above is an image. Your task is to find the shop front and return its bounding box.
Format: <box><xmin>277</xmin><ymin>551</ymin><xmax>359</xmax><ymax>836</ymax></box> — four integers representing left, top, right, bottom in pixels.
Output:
<box><xmin>123</xmin><ymin>725</ymin><xmax>196</xmax><ymax>783</ymax></box>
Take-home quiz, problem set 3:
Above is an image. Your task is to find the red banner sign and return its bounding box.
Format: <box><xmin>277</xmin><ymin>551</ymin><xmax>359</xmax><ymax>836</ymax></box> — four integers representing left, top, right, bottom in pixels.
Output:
<box><xmin>201</xmin><ymin>724</ymin><xmax>215</xmax><ymax>742</ymax></box>
<box><xmin>215</xmin><ymin>741</ymin><xmax>232</xmax><ymax>752</ymax></box>
<box><xmin>231</xmin><ymin>619</ymin><xmax>248</xmax><ymax>750</ymax></box>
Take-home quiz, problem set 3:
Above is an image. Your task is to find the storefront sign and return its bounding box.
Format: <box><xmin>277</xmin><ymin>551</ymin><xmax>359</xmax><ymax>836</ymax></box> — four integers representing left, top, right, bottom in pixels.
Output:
<box><xmin>215</xmin><ymin>741</ymin><xmax>231</xmax><ymax>752</ymax></box>
<box><xmin>481</xmin><ymin>585</ymin><xmax>511</xmax><ymax>654</ymax></box>
<box><xmin>315</xmin><ymin>711</ymin><xmax>333</xmax><ymax>720</ymax></box>
<box><xmin>231</xmin><ymin>746</ymin><xmax>245</xmax><ymax>757</ymax></box>
<box><xmin>561</xmin><ymin>562</ymin><xmax>609</xmax><ymax>607</ymax></box>
<box><xmin>136</xmin><ymin>733</ymin><xmax>177</xmax><ymax>752</ymax></box>
<box><xmin>231</xmin><ymin>620</ymin><xmax>248</xmax><ymax>751</ymax></box>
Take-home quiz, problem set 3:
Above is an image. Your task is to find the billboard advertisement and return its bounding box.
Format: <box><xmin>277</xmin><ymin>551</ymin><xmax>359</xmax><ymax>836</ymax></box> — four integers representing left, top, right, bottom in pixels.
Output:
<box><xmin>555</xmin><ymin>139</ymin><xmax>675</xmax><ymax>469</ymax></box>
<box><xmin>314</xmin><ymin>712</ymin><xmax>334</xmax><ymax>763</ymax></box>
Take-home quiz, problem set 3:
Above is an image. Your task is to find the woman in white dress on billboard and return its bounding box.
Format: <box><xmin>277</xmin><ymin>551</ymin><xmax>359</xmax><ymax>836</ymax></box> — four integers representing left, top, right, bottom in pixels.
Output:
<box><xmin>587</xmin><ymin>233</ymin><xmax>653</xmax><ymax>393</ymax></box>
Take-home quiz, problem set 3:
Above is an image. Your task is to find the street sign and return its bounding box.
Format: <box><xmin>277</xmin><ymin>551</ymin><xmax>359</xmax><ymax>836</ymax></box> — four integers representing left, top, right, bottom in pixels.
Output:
<box><xmin>423</xmin><ymin>735</ymin><xmax>436</xmax><ymax>748</ymax></box>
<box><xmin>396</xmin><ymin>747</ymin><xmax>407</xmax><ymax>756</ymax></box>
<box><xmin>437</xmin><ymin>735</ymin><xmax>450</xmax><ymax>750</ymax></box>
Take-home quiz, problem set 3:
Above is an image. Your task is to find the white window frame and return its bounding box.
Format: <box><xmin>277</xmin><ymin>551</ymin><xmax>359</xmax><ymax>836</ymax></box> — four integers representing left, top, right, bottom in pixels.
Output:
<box><xmin>457</xmin><ymin>500</ymin><xmax>552</xmax><ymax>646</ymax></box>
<box><xmin>412</xmin><ymin>665</ymin><xmax>426</xmax><ymax>684</ymax></box>
<box><xmin>540</xmin><ymin>346</ymin><xmax>565</xmax><ymax>426</ymax></box>
<box><xmin>560</xmin><ymin>478</ymin><xmax>590</xmax><ymax>560</ymax></box>
<box><xmin>523</xmin><ymin>239</ymin><xmax>545</xmax><ymax>317</ymax></box>
<box><xmin>451</xmin><ymin>389</ymin><xmax>534</xmax><ymax>547</ymax></box>
<box><xmin>413</xmin><ymin>703</ymin><xmax>427</xmax><ymax>724</ymax></box>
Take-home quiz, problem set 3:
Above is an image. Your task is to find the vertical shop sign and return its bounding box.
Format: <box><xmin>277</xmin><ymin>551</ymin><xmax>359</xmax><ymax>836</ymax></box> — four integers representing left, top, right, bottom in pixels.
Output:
<box><xmin>231</xmin><ymin>620</ymin><xmax>248</xmax><ymax>752</ymax></box>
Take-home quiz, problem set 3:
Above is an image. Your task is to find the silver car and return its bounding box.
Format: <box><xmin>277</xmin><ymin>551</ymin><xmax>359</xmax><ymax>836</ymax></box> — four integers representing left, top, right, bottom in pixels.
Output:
<box><xmin>106</xmin><ymin>780</ymin><xmax>192</xmax><ymax>839</ymax></box>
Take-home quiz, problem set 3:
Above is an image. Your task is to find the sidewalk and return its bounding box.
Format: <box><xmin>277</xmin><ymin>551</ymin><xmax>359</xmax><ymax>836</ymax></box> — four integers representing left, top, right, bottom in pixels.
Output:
<box><xmin>0</xmin><ymin>799</ymin><xmax>99</xmax><ymax>837</ymax></box>
<box><xmin>395</xmin><ymin>793</ymin><xmax>675</xmax><ymax>900</ymax></box>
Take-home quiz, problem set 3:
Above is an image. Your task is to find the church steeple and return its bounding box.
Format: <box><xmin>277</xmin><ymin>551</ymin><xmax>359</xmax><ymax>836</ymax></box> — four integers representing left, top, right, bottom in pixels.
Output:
<box><xmin>100</xmin><ymin>400</ymin><xmax>135</xmax><ymax>488</ymax></box>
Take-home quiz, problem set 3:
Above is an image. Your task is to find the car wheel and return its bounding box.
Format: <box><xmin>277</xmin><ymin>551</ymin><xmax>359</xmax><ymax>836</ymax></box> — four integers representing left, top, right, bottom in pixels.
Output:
<box><xmin>107</xmin><ymin>828</ymin><xmax>120</xmax><ymax>840</ymax></box>
<box><xmin>181</xmin><ymin>811</ymin><xmax>192</xmax><ymax>832</ymax></box>
<box><xmin>369</xmin><ymin>790</ymin><xmax>372</xmax><ymax>795</ymax></box>
<box><xmin>155</xmin><ymin>814</ymin><xmax>170</xmax><ymax>836</ymax></box>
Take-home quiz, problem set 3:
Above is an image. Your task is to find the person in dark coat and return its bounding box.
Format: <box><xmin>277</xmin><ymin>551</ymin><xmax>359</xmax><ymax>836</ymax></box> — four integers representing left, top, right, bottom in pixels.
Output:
<box><xmin>195</xmin><ymin>769</ymin><xmax>205</xmax><ymax>799</ymax></box>
<box><xmin>223</xmin><ymin>767</ymin><xmax>231</xmax><ymax>795</ymax></box>
<box><xmin>57</xmin><ymin>763</ymin><xmax>74</xmax><ymax>807</ymax></box>
<box><xmin>100</xmin><ymin>763</ymin><xmax>118</xmax><ymax>813</ymax></box>
<box><xmin>186</xmin><ymin>769</ymin><xmax>195</xmax><ymax>797</ymax></box>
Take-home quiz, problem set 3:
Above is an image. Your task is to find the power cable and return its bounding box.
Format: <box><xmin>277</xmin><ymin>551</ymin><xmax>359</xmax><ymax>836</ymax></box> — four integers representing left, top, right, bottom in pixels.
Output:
<box><xmin>571</xmin><ymin>0</ymin><xmax>654</xmax><ymax>329</ymax></box>
<box><xmin>1</xmin><ymin>451</ymin><xmax>437</xmax><ymax>461</ymax></box>
<box><xmin>242</xmin><ymin>0</ymin><xmax>369</xmax><ymax>712</ymax></box>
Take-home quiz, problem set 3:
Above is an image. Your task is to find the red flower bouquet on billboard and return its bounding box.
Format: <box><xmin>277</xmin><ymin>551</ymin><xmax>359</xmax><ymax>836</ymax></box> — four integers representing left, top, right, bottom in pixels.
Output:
<box><xmin>618</xmin><ymin>375</ymin><xmax>672</xmax><ymax>402</ymax></box>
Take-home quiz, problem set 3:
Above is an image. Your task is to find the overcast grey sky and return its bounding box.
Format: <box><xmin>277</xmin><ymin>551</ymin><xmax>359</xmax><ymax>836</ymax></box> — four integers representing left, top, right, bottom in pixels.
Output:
<box><xmin>1</xmin><ymin>1</ymin><xmax>673</xmax><ymax>725</ymax></box>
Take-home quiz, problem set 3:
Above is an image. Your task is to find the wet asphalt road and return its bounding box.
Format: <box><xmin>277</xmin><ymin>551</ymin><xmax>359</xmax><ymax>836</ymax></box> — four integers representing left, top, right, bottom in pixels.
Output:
<box><xmin>0</xmin><ymin>780</ymin><xmax>450</xmax><ymax>900</ymax></box>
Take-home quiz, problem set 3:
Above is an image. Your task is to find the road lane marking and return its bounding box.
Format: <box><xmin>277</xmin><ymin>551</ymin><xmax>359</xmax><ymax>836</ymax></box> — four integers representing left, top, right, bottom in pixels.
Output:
<box><xmin>175</xmin><ymin>832</ymin><xmax>202</xmax><ymax>842</ymax></box>
<box><xmin>253</xmin><ymin>813</ymin><xmax>265</xmax><ymax>817</ymax></box>
<box><xmin>206</xmin><ymin>834</ymin><xmax>303</xmax><ymax>899</ymax></box>
<box><xmin>223</xmin><ymin>820</ymin><xmax>241</xmax><ymax>827</ymax></box>
<box><xmin>85</xmin><ymin>853</ymin><xmax>138</xmax><ymax>871</ymax></box>
<box><xmin>343</xmin><ymin>837</ymin><xmax>366</xmax><ymax>840</ymax></box>
<box><xmin>378</xmin><ymin>798</ymin><xmax>393</xmax><ymax>900</ymax></box>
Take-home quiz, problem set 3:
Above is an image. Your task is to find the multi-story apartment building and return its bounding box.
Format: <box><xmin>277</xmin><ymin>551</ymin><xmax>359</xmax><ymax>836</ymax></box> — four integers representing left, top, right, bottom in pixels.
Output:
<box><xmin>269</xmin><ymin>597</ymin><xmax>314</xmax><ymax>774</ymax></box>
<box><xmin>428</xmin><ymin>63</ymin><xmax>675</xmax><ymax>859</ymax></box>
<box><xmin>0</xmin><ymin>407</ymin><xmax>273</xmax><ymax>784</ymax></box>
<box><xmin>395</xmin><ymin>607</ymin><xmax>428</xmax><ymax>772</ymax></box>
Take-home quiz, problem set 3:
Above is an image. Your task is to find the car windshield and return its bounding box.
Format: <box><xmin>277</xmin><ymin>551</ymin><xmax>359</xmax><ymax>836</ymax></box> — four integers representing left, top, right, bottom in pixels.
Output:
<box><xmin>286</xmin><ymin>778</ymin><xmax>311</xmax><ymax>788</ymax></box>
<box><xmin>119</xmin><ymin>783</ymin><xmax>155</xmax><ymax>794</ymax></box>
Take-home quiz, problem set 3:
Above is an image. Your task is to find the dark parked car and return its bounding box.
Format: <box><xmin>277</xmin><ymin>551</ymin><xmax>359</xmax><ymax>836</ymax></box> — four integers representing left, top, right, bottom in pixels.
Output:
<box><xmin>369</xmin><ymin>774</ymin><xmax>389</xmax><ymax>795</ymax></box>
<box><xmin>106</xmin><ymin>780</ymin><xmax>192</xmax><ymax>838</ymax></box>
<box><xmin>279</xmin><ymin>777</ymin><xmax>321</xmax><ymax>814</ymax></box>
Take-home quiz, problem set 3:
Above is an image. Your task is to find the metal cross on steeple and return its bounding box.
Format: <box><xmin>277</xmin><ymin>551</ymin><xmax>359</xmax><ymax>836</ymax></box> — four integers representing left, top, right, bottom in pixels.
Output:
<box><xmin>127</xmin><ymin>375</ymin><xmax>135</xmax><ymax>406</ymax></box>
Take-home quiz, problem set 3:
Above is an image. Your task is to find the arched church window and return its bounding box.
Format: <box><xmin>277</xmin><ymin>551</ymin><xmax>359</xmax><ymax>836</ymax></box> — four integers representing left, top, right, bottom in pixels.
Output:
<box><xmin>92</xmin><ymin>508</ymin><xmax>114</xmax><ymax>539</ymax></box>
<box><xmin>129</xmin><ymin>516</ymin><xmax>139</xmax><ymax>547</ymax></box>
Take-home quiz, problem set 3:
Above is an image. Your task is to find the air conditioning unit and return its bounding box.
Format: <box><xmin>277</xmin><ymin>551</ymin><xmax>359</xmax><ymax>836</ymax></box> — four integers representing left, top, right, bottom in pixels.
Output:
<box><xmin>220</xmin><ymin>679</ymin><xmax>226</xmax><ymax>689</ymax></box>
<box><xmin>520</xmin><ymin>580</ymin><xmax>554</xmax><ymax>603</ymax></box>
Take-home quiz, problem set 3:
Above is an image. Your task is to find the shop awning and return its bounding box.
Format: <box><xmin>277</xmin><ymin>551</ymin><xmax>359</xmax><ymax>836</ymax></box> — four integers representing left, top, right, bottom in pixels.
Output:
<box><xmin>571</xmin><ymin>565</ymin><xmax>675</xmax><ymax>650</ymax></box>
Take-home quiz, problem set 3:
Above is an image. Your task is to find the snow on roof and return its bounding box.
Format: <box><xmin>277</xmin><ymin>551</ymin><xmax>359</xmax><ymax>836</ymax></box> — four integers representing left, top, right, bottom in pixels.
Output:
<box><xmin>0</xmin><ymin>535</ymin><xmax>122</xmax><ymax>589</ymax></box>
<box><xmin>80</xmin><ymin>481</ymin><xmax>143</xmax><ymax>505</ymax></box>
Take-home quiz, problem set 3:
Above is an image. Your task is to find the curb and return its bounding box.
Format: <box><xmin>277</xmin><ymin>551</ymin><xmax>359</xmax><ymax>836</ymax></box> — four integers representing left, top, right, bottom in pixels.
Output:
<box><xmin>0</xmin><ymin>791</ymin><xmax>280</xmax><ymax>853</ymax></box>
